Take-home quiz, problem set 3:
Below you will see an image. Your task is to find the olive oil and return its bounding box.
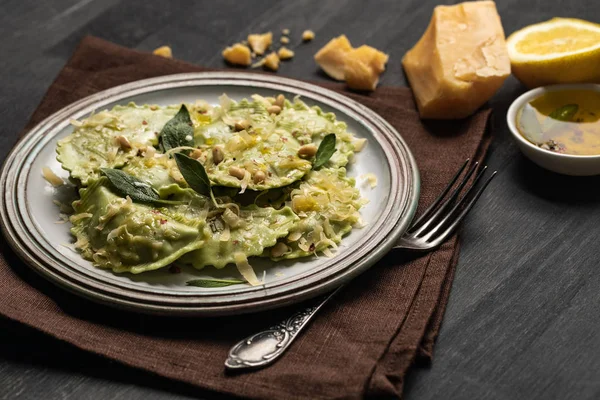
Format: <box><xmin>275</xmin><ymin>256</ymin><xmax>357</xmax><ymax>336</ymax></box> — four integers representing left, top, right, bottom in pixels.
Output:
<box><xmin>516</xmin><ymin>89</ymin><xmax>600</xmax><ymax>155</ymax></box>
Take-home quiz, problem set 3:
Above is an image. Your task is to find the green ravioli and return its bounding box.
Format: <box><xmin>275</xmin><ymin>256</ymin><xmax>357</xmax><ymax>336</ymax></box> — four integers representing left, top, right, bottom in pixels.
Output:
<box><xmin>57</xmin><ymin>103</ymin><xmax>180</xmax><ymax>185</ymax></box>
<box><xmin>70</xmin><ymin>178</ymin><xmax>205</xmax><ymax>274</ymax></box>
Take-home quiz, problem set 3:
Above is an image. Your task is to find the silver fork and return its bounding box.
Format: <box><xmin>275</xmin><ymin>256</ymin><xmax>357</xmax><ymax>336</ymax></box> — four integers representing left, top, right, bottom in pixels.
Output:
<box><xmin>225</xmin><ymin>160</ymin><xmax>496</xmax><ymax>370</ymax></box>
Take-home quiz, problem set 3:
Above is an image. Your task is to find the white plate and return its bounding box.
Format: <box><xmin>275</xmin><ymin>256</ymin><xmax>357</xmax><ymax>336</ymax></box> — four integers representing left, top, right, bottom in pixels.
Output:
<box><xmin>0</xmin><ymin>72</ymin><xmax>420</xmax><ymax>316</ymax></box>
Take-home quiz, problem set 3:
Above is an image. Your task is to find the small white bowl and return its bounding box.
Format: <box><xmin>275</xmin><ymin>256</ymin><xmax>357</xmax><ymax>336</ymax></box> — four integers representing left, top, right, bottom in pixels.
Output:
<box><xmin>507</xmin><ymin>83</ymin><xmax>600</xmax><ymax>176</ymax></box>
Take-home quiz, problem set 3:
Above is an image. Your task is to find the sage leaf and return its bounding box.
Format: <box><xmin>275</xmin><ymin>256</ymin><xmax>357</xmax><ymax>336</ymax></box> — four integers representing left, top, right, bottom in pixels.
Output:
<box><xmin>186</xmin><ymin>278</ymin><xmax>245</xmax><ymax>288</ymax></box>
<box><xmin>174</xmin><ymin>153</ymin><xmax>212</xmax><ymax>197</ymax></box>
<box><xmin>313</xmin><ymin>133</ymin><xmax>336</xmax><ymax>169</ymax></box>
<box><xmin>160</xmin><ymin>105</ymin><xmax>194</xmax><ymax>152</ymax></box>
<box><xmin>518</xmin><ymin>104</ymin><xmax>544</xmax><ymax>144</ymax></box>
<box><xmin>101</xmin><ymin>168</ymin><xmax>180</xmax><ymax>205</ymax></box>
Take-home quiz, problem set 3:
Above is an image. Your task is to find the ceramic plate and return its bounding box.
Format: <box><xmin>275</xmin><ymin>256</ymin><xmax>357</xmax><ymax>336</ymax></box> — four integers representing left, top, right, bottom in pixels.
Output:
<box><xmin>0</xmin><ymin>72</ymin><xmax>420</xmax><ymax>316</ymax></box>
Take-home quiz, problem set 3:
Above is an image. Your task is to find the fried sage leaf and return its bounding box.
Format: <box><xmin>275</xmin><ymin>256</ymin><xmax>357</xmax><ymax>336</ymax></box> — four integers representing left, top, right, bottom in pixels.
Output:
<box><xmin>313</xmin><ymin>133</ymin><xmax>337</xmax><ymax>169</ymax></box>
<box><xmin>101</xmin><ymin>168</ymin><xmax>179</xmax><ymax>205</ymax></box>
<box><xmin>186</xmin><ymin>278</ymin><xmax>245</xmax><ymax>288</ymax></box>
<box><xmin>174</xmin><ymin>153</ymin><xmax>212</xmax><ymax>197</ymax></box>
<box><xmin>160</xmin><ymin>105</ymin><xmax>194</xmax><ymax>152</ymax></box>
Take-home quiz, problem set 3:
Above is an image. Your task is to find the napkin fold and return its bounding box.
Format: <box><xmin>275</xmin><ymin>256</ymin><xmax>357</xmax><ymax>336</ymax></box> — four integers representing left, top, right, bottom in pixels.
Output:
<box><xmin>0</xmin><ymin>36</ymin><xmax>492</xmax><ymax>399</ymax></box>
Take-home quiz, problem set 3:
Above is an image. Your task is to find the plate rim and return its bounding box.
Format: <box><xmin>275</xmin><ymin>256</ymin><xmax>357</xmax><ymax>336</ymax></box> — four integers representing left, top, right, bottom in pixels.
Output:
<box><xmin>0</xmin><ymin>72</ymin><xmax>420</xmax><ymax>316</ymax></box>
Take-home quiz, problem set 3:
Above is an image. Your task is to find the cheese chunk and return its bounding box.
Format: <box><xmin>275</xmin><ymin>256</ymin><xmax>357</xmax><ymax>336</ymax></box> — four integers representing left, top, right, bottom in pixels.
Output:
<box><xmin>314</xmin><ymin>35</ymin><xmax>353</xmax><ymax>81</ymax></box>
<box><xmin>264</xmin><ymin>52</ymin><xmax>280</xmax><ymax>71</ymax></box>
<box><xmin>152</xmin><ymin>46</ymin><xmax>172</xmax><ymax>58</ymax></box>
<box><xmin>248</xmin><ymin>32</ymin><xmax>273</xmax><ymax>55</ymax></box>
<box><xmin>278</xmin><ymin>47</ymin><xmax>295</xmax><ymax>60</ymax></box>
<box><xmin>222</xmin><ymin>43</ymin><xmax>252</xmax><ymax>66</ymax></box>
<box><xmin>402</xmin><ymin>1</ymin><xmax>510</xmax><ymax>119</ymax></box>
<box><xmin>344</xmin><ymin>45</ymin><xmax>389</xmax><ymax>91</ymax></box>
<box><xmin>302</xmin><ymin>30</ymin><xmax>315</xmax><ymax>41</ymax></box>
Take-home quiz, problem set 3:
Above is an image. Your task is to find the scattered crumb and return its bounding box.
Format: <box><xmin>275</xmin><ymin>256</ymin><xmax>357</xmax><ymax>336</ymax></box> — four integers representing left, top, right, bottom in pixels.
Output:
<box><xmin>247</xmin><ymin>32</ymin><xmax>273</xmax><ymax>55</ymax></box>
<box><xmin>278</xmin><ymin>47</ymin><xmax>295</xmax><ymax>60</ymax></box>
<box><xmin>152</xmin><ymin>46</ymin><xmax>172</xmax><ymax>58</ymax></box>
<box><xmin>280</xmin><ymin>36</ymin><xmax>290</xmax><ymax>44</ymax></box>
<box><xmin>222</xmin><ymin>43</ymin><xmax>252</xmax><ymax>66</ymax></box>
<box><xmin>282</xmin><ymin>28</ymin><xmax>290</xmax><ymax>35</ymax></box>
<box><xmin>302</xmin><ymin>30</ymin><xmax>315</xmax><ymax>41</ymax></box>
<box><xmin>263</xmin><ymin>52</ymin><xmax>280</xmax><ymax>71</ymax></box>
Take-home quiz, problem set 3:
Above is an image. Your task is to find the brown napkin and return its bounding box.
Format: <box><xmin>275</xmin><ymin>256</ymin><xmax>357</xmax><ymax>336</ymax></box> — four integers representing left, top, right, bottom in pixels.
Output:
<box><xmin>0</xmin><ymin>36</ymin><xmax>491</xmax><ymax>399</ymax></box>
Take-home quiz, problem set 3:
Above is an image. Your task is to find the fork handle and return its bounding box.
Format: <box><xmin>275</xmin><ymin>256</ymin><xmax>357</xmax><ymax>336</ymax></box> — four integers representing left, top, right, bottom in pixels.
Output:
<box><xmin>225</xmin><ymin>288</ymin><xmax>340</xmax><ymax>370</ymax></box>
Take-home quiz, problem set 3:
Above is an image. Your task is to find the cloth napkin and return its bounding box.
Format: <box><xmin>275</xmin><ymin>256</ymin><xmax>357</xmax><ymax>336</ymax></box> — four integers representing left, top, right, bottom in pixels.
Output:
<box><xmin>0</xmin><ymin>36</ymin><xmax>492</xmax><ymax>399</ymax></box>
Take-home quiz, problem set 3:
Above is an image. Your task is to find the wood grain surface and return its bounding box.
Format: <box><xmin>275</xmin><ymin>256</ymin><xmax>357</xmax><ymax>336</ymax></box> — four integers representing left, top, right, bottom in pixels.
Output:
<box><xmin>1</xmin><ymin>0</ymin><xmax>599</xmax><ymax>399</ymax></box>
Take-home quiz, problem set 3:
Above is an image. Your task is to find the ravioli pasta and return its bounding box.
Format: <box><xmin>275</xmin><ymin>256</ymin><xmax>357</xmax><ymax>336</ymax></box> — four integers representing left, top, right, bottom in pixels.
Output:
<box><xmin>55</xmin><ymin>94</ymin><xmax>369</xmax><ymax>284</ymax></box>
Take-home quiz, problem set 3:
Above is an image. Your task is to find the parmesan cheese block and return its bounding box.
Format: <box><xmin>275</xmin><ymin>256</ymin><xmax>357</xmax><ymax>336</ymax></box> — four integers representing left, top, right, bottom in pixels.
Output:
<box><xmin>402</xmin><ymin>1</ymin><xmax>510</xmax><ymax>119</ymax></box>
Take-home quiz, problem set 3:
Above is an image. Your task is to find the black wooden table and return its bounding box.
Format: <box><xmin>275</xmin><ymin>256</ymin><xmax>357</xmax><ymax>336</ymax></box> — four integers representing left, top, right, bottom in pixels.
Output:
<box><xmin>1</xmin><ymin>1</ymin><xmax>599</xmax><ymax>399</ymax></box>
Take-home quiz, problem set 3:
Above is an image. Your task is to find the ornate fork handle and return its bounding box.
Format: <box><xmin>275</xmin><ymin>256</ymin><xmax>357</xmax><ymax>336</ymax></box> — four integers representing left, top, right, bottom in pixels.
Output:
<box><xmin>225</xmin><ymin>289</ymin><xmax>340</xmax><ymax>370</ymax></box>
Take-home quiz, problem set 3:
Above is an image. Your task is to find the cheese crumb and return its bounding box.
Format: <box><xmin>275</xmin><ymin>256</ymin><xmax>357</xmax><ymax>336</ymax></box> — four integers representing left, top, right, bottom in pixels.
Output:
<box><xmin>278</xmin><ymin>47</ymin><xmax>295</xmax><ymax>60</ymax></box>
<box><xmin>247</xmin><ymin>32</ymin><xmax>273</xmax><ymax>55</ymax></box>
<box><xmin>222</xmin><ymin>43</ymin><xmax>252</xmax><ymax>66</ymax></box>
<box><xmin>282</xmin><ymin>28</ymin><xmax>290</xmax><ymax>35</ymax></box>
<box><xmin>280</xmin><ymin>36</ymin><xmax>290</xmax><ymax>44</ymax></box>
<box><xmin>302</xmin><ymin>30</ymin><xmax>315</xmax><ymax>41</ymax></box>
<box><xmin>152</xmin><ymin>46</ymin><xmax>172</xmax><ymax>58</ymax></box>
<box><xmin>263</xmin><ymin>52</ymin><xmax>280</xmax><ymax>71</ymax></box>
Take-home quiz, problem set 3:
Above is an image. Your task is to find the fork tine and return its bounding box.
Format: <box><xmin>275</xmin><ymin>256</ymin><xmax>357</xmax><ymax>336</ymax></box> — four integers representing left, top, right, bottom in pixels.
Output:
<box><xmin>422</xmin><ymin>170</ymin><xmax>497</xmax><ymax>247</ymax></box>
<box><xmin>411</xmin><ymin>160</ymin><xmax>479</xmax><ymax>236</ymax></box>
<box><xmin>420</xmin><ymin>166</ymin><xmax>489</xmax><ymax>242</ymax></box>
<box><xmin>409</xmin><ymin>159</ymin><xmax>469</xmax><ymax>230</ymax></box>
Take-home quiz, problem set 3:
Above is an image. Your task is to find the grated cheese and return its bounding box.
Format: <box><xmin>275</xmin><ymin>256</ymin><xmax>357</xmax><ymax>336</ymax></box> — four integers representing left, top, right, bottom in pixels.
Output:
<box><xmin>42</xmin><ymin>167</ymin><xmax>64</xmax><ymax>187</ymax></box>
<box><xmin>234</xmin><ymin>252</ymin><xmax>261</xmax><ymax>286</ymax></box>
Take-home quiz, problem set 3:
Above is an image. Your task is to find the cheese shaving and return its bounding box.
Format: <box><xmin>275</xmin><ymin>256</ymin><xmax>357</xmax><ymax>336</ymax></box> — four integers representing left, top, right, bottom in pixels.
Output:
<box><xmin>287</xmin><ymin>231</ymin><xmax>302</xmax><ymax>242</ymax></box>
<box><xmin>239</xmin><ymin>170</ymin><xmax>252</xmax><ymax>194</ymax></box>
<box><xmin>42</xmin><ymin>167</ymin><xmax>64</xmax><ymax>187</ymax></box>
<box><xmin>220</xmin><ymin>224</ymin><xmax>231</xmax><ymax>242</ymax></box>
<box><xmin>165</xmin><ymin>146</ymin><xmax>197</xmax><ymax>156</ymax></box>
<box><xmin>70</xmin><ymin>213</ymin><xmax>93</xmax><ymax>223</ymax></box>
<box><xmin>234</xmin><ymin>252</ymin><xmax>261</xmax><ymax>286</ymax></box>
<box><xmin>358</xmin><ymin>173</ymin><xmax>378</xmax><ymax>189</ymax></box>
<box><xmin>352</xmin><ymin>138</ymin><xmax>367</xmax><ymax>152</ymax></box>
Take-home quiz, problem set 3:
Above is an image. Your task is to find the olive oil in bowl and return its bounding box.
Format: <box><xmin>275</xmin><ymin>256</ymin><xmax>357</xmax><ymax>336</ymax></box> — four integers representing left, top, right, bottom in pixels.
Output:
<box><xmin>516</xmin><ymin>89</ymin><xmax>600</xmax><ymax>155</ymax></box>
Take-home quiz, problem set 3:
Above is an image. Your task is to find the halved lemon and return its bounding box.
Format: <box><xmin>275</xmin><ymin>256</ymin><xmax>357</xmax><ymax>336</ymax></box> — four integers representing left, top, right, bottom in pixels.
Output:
<box><xmin>507</xmin><ymin>18</ymin><xmax>600</xmax><ymax>88</ymax></box>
